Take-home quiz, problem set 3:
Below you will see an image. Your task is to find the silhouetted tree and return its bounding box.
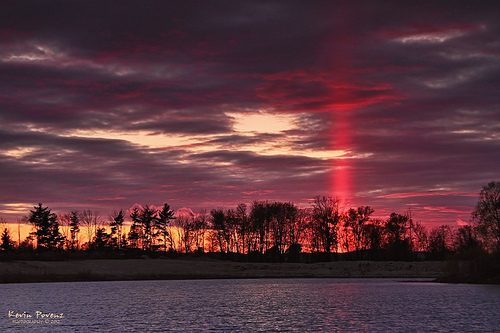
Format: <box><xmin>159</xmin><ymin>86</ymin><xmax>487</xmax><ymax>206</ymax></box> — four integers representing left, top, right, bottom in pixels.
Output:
<box><xmin>223</xmin><ymin>208</ymin><xmax>238</xmax><ymax>252</ymax></box>
<box><xmin>69</xmin><ymin>211</ymin><xmax>80</xmax><ymax>250</ymax></box>
<box><xmin>58</xmin><ymin>213</ymin><xmax>71</xmax><ymax>248</ymax></box>
<box><xmin>235</xmin><ymin>203</ymin><xmax>249</xmax><ymax>254</ymax></box>
<box><xmin>185</xmin><ymin>210</ymin><xmax>209</xmax><ymax>253</ymax></box>
<box><xmin>175</xmin><ymin>216</ymin><xmax>196</xmax><ymax>253</ymax></box>
<box><xmin>28</xmin><ymin>203</ymin><xmax>65</xmax><ymax>251</ymax></box>
<box><xmin>472</xmin><ymin>181</ymin><xmax>500</xmax><ymax>251</ymax></box>
<box><xmin>385</xmin><ymin>212</ymin><xmax>410</xmax><ymax>258</ymax></box>
<box><xmin>311</xmin><ymin>196</ymin><xmax>342</xmax><ymax>253</ymax></box>
<box><xmin>92</xmin><ymin>227</ymin><xmax>111</xmax><ymax>251</ymax></box>
<box><xmin>268</xmin><ymin>202</ymin><xmax>284</xmax><ymax>254</ymax></box>
<box><xmin>203</xmin><ymin>201</ymin><xmax>305</xmax><ymax>257</ymax></box>
<box><xmin>285</xmin><ymin>207</ymin><xmax>308</xmax><ymax>253</ymax></box>
<box><xmin>80</xmin><ymin>209</ymin><xmax>102</xmax><ymax>249</ymax></box>
<box><xmin>363</xmin><ymin>219</ymin><xmax>385</xmax><ymax>251</ymax></box>
<box><xmin>269</xmin><ymin>202</ymin><xmax>298</xmax><ymax>255</ymax></box>
<box><xmin>20</xmin><ymin>235</ymin><xmax>35</xmax><ymax>251</ymax></box>
<box><xmin>128</xmin><ymin>208</ymin><xmax>142</xmax><ymax>249</ymax></box>
<box><xmin>109</xmin><ymin>210</ymin><xmax>124</xmax><ymax>250</ymax></box>
<box><xmin>1</xmin><ymin>228</ymin><xmax>14</xmax><ymax>251</ymax></box>
<box><xmin>429</xmin><ymin>225</ymin><xmax>453</xmax><ymax>255</ymax></box>
<box><xmin>250</xmin><ymin>201</ymin><xmax>268</xmax><ymax>254</ymax></box>
<box><xmin>128</xmin><ymin>225</ymin><xmax>141</xmax><ymax>249</ymax></box>
<box><xmin>340</xmin><ymin>213</ymin><xmax>352</xmax><ymax>254</ymax></box>
<box><xmin>139</xmin><ymin>205</ymin><xmax>156</xmax><ymax>251</ymax></box>
<box><xmin>454</xmin><ymin>225</ymin><xmax>481</xmax><ymax>255</ymax></box>
<box><xmin>343</xmin><ymin>206</ymin><xmax>374</xmax><ymax>258</ymax></box>
<box><xmin>410</xmin><ymin>220</ymin><xmax>429</xmax><ymax>252</ymax></box>
<box><xmin>211</xmin><ymin>208</ymin><xmax>228</xmax><ymax>253</ymax></box>
<box><xmin>156</xmin><ymin>204</ymin><xmax>175</xmax><ymax>252</ymax></box>
<box><xmin>127</xmin><ymin>203</ymin><xmax>175</xmax><ymax>251</ymax></box>
<box><xmin>18</xmin><ymin>193</ymin><xmax>498</xmax><ymax>262</ymax></box>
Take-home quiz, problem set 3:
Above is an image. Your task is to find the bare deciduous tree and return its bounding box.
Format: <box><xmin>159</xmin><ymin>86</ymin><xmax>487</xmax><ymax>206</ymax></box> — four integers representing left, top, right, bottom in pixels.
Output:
<box><xmin>80</xmin><ymin>210</ymin><xmax>103</xmax><ymax>249</ymax></box>
<box><xmin>472</xmin><ymin>181</ymin><xmax>500</xmax><ymax>251</ymax></box>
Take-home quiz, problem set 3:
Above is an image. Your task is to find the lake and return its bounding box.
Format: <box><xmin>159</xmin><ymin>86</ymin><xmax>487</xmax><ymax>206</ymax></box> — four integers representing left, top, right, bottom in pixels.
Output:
<box><xmin>1</xmin><ymin>278</ymin><xmax>499</xmax><ymax>332</ymax></box>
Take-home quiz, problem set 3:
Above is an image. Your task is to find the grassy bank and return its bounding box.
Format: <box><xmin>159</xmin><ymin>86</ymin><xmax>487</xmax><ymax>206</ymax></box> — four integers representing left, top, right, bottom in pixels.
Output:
<box><xmin>438</xmin><ymin>252</ymin><xmax>500</xmax><ymax>284</ymax></box>
<box><xmin>0</xmin><ymin>259</ymin><xmax>446</xmax><ymax>284</ymax></box>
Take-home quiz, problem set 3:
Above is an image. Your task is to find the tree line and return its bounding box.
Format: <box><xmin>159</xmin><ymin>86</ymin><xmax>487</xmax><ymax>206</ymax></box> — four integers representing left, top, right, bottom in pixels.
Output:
<box><xmin>1</xmin><ymin>182</ymin><xmax>500</xmax><ymax>262</ymax></box>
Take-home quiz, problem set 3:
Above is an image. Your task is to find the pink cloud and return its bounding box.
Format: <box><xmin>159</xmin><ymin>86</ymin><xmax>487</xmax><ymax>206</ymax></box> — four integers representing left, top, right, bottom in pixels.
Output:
<box><xmin>174</xmin><ymin>207</ymin><xmax>196</xmax><ymax>218</ymax></box>
<box><xmin>456</xmin><ymin>219</ymin><xmax>470</xmax><ymax>226</ymax></box>
<box><xmin>378</xmin><ymin>191</ymin><xmax>476</xmax><ymax>199</ymax></box>
<box><xmin>423</xmin><ymin>206</ymin><xmax>471</xmax><ymax>214</ymax></box>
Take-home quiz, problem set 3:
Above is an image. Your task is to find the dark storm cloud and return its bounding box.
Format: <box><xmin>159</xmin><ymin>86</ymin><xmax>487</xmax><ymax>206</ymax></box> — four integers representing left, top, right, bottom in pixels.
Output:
<box><xmin>0</xmin><ymin>1</ymin><xmax>499</xmax><ymax>225</ymax></box>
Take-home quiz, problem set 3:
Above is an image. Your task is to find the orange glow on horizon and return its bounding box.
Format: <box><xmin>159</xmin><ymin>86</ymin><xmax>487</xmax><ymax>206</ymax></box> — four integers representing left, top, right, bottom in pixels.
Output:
<box><xmin>3</xmin><ymin>222</ymin><xmax>192</xmax><ymax>252</ymax></box>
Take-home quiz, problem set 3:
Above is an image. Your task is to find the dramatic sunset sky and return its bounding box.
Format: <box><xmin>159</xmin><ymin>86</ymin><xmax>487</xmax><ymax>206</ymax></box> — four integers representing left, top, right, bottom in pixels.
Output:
<box><xmin>1</xmin><ymin>1</ymin><xmax>499</xmax><ymax>226</ymax></box>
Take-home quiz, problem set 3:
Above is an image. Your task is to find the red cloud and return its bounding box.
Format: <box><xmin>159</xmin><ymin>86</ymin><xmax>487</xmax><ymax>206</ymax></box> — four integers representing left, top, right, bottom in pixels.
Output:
<box><xmin>254</xmin><ymin>70</ymin><xmax>401</xmax><ymax>112</ymax></box>
<box><xmin>423</xmin><ymin>206</ymin><xmax>471</xmax><ymax>214</ymax></box>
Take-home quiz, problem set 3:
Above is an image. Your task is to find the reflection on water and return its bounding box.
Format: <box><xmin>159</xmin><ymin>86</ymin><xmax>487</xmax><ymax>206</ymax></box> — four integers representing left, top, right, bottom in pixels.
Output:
<box><xmin>1</xmin><ymin>278</ymin><xmax>499</xmax><ymax>332</ymax></box>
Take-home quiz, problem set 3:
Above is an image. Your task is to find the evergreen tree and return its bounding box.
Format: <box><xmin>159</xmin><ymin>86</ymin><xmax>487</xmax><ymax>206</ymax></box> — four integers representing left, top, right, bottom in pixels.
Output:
<box><xmin>28</xmin><ymin>203</ymin><xmax>65</xmax><ymax>250</ymax></box>
<box><xmin>92</xmin><ymin>227</ymin><xmax>111</xmax><ymax>251</ymax></box>
<box><xmin>128</xmin><ymin>207</ymin><xmax>142</xmax><ymax>249</ymax></box>
<box><xmin>109</xmin><ymin>210</ymin><xmax>124</xmax><ymax>249</ymax></box>
<box><xmin>155</xmin><ymin>203</ymin><xmax>175</xmax><ymax>252</ymax></box>
<box><xmin>139</xmin><ymin>205</ymin><xmax>156</xmax><ymax>251</ymax></box>
<box><xmin>69</xmin><ymin>211</ymin><xmax>80</xmax><ymax>250</ymax></box>
<box><xmin>1</xmin><ymin>228</ymin><xmax>13</xmax><ymax>251</ymax></box>
<box><xmin>129</xmin><ymin>205</ymin><xmax>157</xmax><ymax>251</ymax></box>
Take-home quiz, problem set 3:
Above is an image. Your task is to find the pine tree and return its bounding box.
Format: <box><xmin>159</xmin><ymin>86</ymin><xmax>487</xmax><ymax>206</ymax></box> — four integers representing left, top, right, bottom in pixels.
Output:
<box><xmin>109</xmin><ymin>210</ymin><xmax>124</xmax><ymax>249</ymax></box>
<box><xmin>1</xmin><ymin>228</ymin><xmax>13</xmax><ymax>251</ymax></box>
<box><xmin>156</xmin><ymin>203</ymin><xmax>175</xmax><ymax>252</ymax></box>
<box><xmin>28</xmin><ymin>203</ymin><xmax>65</xmax><ymax>251</ymax></box>
<box><xmin>92</xmin><ymin>227</ymin><xmax>111</xmax><ymax>251</ymax></box>
<box><xmin>69</xmin><ymin>211</ymin><xmax>80</xmax><ymax>250</ymax></box>
<box><xmin>128</xmin><ymin>207</ymin><xmax>142</xmax><ymax>249</ymax></box>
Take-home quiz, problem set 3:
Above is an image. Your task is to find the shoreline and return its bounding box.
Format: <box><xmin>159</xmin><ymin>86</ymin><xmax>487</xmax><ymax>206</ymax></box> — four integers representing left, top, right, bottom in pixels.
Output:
<box><xmin>0</xmin><ymin>259</ymin><xmax>446</xmax><ymax>284</ymax></box>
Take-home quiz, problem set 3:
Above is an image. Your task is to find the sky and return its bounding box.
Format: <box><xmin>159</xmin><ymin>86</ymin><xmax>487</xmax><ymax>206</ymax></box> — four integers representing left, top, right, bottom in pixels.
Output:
<box><xmin>1</xmin><ymin>1</ymin><xmax>499</xmax><ymax>227</ymax></box>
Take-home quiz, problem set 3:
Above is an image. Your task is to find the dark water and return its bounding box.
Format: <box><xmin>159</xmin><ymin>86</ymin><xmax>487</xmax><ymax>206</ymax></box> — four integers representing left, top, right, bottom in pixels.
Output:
<box><xmin>1</xmin><ymin>278</ymin><xmax>499</xmax><ymax>332</ymax></box>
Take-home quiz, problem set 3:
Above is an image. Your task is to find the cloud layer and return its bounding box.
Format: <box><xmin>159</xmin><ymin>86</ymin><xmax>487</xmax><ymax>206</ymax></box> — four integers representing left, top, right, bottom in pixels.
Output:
<box><xmin>1</xmin><ymin>1</ymin><xmax>499</xmax><ymax>225</ymax></box>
